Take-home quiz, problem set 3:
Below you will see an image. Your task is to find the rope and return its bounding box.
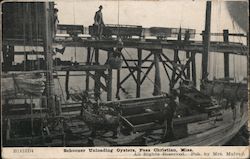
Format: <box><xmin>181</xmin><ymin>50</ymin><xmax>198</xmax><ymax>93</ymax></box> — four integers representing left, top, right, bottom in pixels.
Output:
<box><xmin>117</xmin><ymin>0</ymin><xmax>120</xmax><ymax>38</ymax></box>
<box><xmin>35</xmin><ymin>3</ymin><xmax>40</xmax><ymax>70</ymax></box>
<box><xmin>23</xmin><ymin>4</ymin><xmax>27</xmax><ymax>71</ymax></box>
<box><xmin>215</xmin><ymin>1</ymin><xmax>222</xmax><ymax>79</ymax></box>
<box><xmin>73</xmin><ymin>0</ymin><xmax>77</xmax><ymax>62</ymax></box>
<box><xmin>55</xmin><ymin>72</ymin><xmax>67</xmax><ymax>103</ymax></box>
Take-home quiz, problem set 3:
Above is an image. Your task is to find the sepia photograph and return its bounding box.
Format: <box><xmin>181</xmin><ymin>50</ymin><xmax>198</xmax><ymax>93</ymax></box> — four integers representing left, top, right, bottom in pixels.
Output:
<box><xmin>1</xmin><ymin>0</ymin><xmax>249</xmax><ymax>158</ymax></box>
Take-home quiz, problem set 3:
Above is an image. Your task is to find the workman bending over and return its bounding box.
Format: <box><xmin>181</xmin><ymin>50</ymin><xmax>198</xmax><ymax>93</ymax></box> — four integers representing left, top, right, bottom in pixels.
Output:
<box><xmin>94</xmin><ymin>5</ymin><xmax>105</xmax><ymax>39</ymax></box>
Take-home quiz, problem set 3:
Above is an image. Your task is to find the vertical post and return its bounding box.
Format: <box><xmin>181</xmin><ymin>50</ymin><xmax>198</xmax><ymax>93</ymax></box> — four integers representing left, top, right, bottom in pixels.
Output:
<box><xmin>24</xmin><ymin>53</ymin><xmax>28</xmax><ymax>71</ymax></box>
<box><xmin>223</xmin><ymin>29</ymin><xmax>229</xmax><ymax>78</ymax></box>
<box><xmin>107</xmin><ymin>51</ymin><xmax>112</xmax><ymax>101</ymax></box>
<box><xmin>86</xmin><ymin>47</ymin><xmax>91</xmax><ymax>91</ymax></box>
<box><xmin>136</xmin><ymin>49</ymin><xmax>142</xmax><ymax>98</ymax></box>
<box><xmin>191</xmin><ymin>52</ymin><xmax>197</xmax><ymax>87</ymax></box>
<box><xmin>65</xmin><ymin>71</ymin><xmax>70</xmax><ymax>100</ymax></box>
<box><xmin>30</xmin><ymin>97</ymin><xmax>34</xmax><ymax>136</ymax></box>
<box><xmin>170</xmin><ymin>49</ymin><xmax>178</xmax><ymax>90</ymax></box>
<box><xmin>44</xmin><ymin>2</ymin><xmax>55</xmax><ymax>116</ymax></box>
<box><xmin>247</xmin><ymin>32</ymin><xmax>249</xmax><ymax>79</ymax></box>
<box><xmin>186</xmin><ymin>51</ymin><xmax>191</xmax><ymax>80</ymax></box>
<box><xmin>94</xmin><ymin>48</ymin><xmax>100</xmax><ymax>100</ymax></box>
<box><xmin>153</xmin><ymin>49</ymin><xmax>161</xmax><ymax>96</ymax></box>
<box><xmin>201</xmin><ymin>1</ymin><xmax>212</xmax><ymax>80</ymax></box>
<box><xmin>116</xmin><ymin>69</ymin><xmax>120</xmax><ymax>99</ymax></box>
<box><xmin>6</xmin><ymin>119</ymin><xmax>11</xmax><ymax>141</ymax></box>
<box><xmin>246</xmin><ymin>32</ymin><xmax>250</xmax><ymax>84</ymax></box>
<box><xmin>95</xmin><ymin>48</ymin><xmax>99</xmax><ymax>65</ymax></box>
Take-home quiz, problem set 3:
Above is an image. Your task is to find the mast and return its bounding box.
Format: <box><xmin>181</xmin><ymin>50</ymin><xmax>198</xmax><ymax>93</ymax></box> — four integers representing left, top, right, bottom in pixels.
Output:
<box><xmin>43</xmin><ymin>2</ymin><xmax>55</xmax><ymax>116</ymax></box>
<box><xmin>201</xmin><ymin>1</ymin><xmax>212</xmax><ymax>80</ymax></box>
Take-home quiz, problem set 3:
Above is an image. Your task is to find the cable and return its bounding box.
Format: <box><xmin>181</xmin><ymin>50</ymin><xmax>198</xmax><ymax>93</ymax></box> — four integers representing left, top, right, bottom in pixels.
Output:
<box><xmin>73</xmin><ymin>0</ymin><xmax>77</xmax><ymax>62</ymax></box>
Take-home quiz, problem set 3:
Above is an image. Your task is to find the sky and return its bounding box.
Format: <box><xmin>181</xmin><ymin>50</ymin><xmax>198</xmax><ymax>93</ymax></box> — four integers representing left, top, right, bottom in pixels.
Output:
<box><xmin>55</xmin><ymin>0</ymin><xmax>247</xmax><ymax>35</ymax></box>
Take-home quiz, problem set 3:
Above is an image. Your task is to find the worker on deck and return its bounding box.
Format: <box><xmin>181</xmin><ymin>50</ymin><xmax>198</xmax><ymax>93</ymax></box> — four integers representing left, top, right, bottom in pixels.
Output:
<box><xmin>184</xmin><ymin>30</ymin><xmax>190</xmax><ymax>44</ymax></box>
<box><xmin>162</xmin><ymin>92</ymin><xmax>178</xmax><ymax>142</ymax></box>
<box><xmin>53</xmin><ymin>8</ymin><xmax>59</xmax><ymax>37</ymax></box>
<box><xmin>94</xmin><ymin>5</ymin><xmax>105</xmax><ymax>39</ymax></box>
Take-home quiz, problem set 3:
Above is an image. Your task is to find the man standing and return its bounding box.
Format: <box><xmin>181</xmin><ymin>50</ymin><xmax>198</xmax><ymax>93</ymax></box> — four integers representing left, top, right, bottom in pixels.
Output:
<box><xmin>53</xmin><ymin>8</ymin><xmax>59</xmax><ymax>37</ymax></box>
<box><xmin>162</xmin><ymin>93</ymin><xmax>178</xmax><ymax>142</ymax></box>
<box><xmin>94</xmin><ymin>5</ymin><xmax>105</xmax><ymax>39</ymax></box>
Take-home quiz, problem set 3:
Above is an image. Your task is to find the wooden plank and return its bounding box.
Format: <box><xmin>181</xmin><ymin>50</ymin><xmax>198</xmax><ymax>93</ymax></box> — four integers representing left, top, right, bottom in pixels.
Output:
<box><xmin>173</xmin><ymin>114</ymin><xmax>208</xmax><ymax>125</ymax></box>
<box><xmin>124</xmin><ymin>112</ymin><xmax>164</xmax><ymax>125</ymax></box>
<box><xmin>3</xmin><ymin>38</ymin><xmax>248</xmax><ymax>55</ymax></box>
<box><xmin>54</xmin><ymin>65</ymin><xmax>109</xmax><ymax>71</ymax></box>
<box><xmin>133</xmin><ymin>122</ymin><xmax>156</xmax><ymax>132</ymax></box>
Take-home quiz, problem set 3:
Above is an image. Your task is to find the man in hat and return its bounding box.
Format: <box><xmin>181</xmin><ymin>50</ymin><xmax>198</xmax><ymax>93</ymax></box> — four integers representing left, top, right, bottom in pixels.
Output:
<box><xmin>94</xmin><ymin>5</ymin><xmax>105</xmax><ymax>39</ymax></box>
<box><xmin>162</xmin><ymin>92</ymin><xmax>178</xmax><ymax>142</ymax></box>
<box><xmin>53</xmin><ymin>8</ymin><xmax>59</xmax><ymax>36</ymax></box>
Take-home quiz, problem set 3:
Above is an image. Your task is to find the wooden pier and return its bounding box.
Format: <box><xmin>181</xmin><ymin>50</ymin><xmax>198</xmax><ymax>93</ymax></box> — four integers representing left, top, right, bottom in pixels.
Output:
<box><xmin>2</xmin><ymin>1</ymin><xmax>249</xmax><ymax>146</ymax></box>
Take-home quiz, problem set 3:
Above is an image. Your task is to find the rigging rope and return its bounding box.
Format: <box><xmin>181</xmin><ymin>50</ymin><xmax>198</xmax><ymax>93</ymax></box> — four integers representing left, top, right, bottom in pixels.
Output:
<box><xmin>23</xmin><ymin>4</ymin><xmax>27</xmax><ymax>71</ymax></box>
<box><xmin>73</xmin><ymin>0</ymin><xmax>77</xmax><ymax>62</ymax></box>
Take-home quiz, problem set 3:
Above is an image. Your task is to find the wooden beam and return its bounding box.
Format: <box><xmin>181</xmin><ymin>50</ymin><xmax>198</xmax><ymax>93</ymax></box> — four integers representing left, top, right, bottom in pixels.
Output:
<box><xmin>4</xmin><ymin>38</ymin><xmax>248</xmax><ymax>55</ymax></box>
<box><xmin>170</xmin><ymin>49</ymin><xmax>178</xmax><ymax>90</ymax></box>
<box><xmin>54</xmin><ymin>65</ymin><xmax>109</xmax><ymax>71</ymax></box>
<box><xmin>121</xmin><ymin>53</ymin><xmax>137</xmax><ymax>83</ymax></box>
<box><xmin>173</xmin><ymin>57</ymin><xmax>192</xmax><ymax>85</ymax></box>
<box><xmin>159</xmin><ymin>55</ymin><xmax>171</xmax><ymax>82</ymax></box>
<box><xmin>89</xmin><ymin>72</ymin><xmax>107</xmax><ymax>92</ymax></box>
<box><xmin>140</xmin><ymin>62</ymin><xmax>154</xmax><ymax>85</ymax></box>
<box><xmin>119</xmin><ymin>52</ymin><xmax>153</xmax><ymax>85</ymax></box>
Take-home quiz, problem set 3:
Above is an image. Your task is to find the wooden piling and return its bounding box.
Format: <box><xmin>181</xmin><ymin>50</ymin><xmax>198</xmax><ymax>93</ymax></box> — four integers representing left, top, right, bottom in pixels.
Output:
<box><xmin>153</xmin><ymin>49</ymin><xmax>161</xmax><ymax>96</ymax></box>
<box><xmin>94</xmin><ymin>48</ymin><xmax>101</xmax><ymax>100</ymax></box>
<box><xmin>201</xmin><ymin>1</ymin><xmax>211</xmax><ymax>80</ymax></box>
<box><xmin>65</xmin><ymin>71</ymin><xmax>70</xmax><ymax>100</ymax></box>
<box><xmin>107</xmin><ymin>51</ymin><xmax>112</xmax><ymax>101</ymax></box>
<box><xmin>86</xmin><ymin>47</ymin><xmax>91</xmax><ymax>91</ymax></box>
<box><xmin>116</xmin><ymin>69</ymin><xmax>121</xmax><ymax>99</ymax></box>
<box><xmin>223</xmin><ymin>29</ymin><xmax>229</xmax><ymax>78</ymax></box>
<box><xmin>136</xmin><ymin>49</ymin><xmax>142</xmax><ymax>98</ymax></box>
<box><xmin>186</xmin><ymin>51</ymin><xmax>191</xmax><ymax>80</ymax></box>
<box><xmin>191</xmin><ymin>52</ymin><xmax>197</xmax><ymax>87</ymax></box>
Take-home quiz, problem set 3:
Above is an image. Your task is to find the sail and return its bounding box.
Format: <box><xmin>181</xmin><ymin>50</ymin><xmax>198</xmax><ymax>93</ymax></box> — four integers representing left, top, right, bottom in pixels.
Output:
<box><xmin>226</xmin><ymin>1</ymin><xmax>249</xmax><ymax>32</ymax></box>
<box><xmin>2</xmin><ymin>73</ymin><xmax>45</xmax><ymax>98</ymax></box>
